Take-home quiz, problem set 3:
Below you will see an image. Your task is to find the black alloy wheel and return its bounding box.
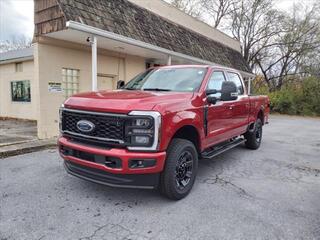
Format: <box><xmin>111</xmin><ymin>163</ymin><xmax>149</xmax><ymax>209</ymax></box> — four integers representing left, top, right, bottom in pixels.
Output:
<box><xmin>245</xmin><ymin>118</ymin><xmax>263</xmax><ymax>150</ymax></box>
<box><xmin>175</xmin><ymin>150</ymin><xmax>194</xmax><ymax>190</ymax></box>
<box><xmin>160</xmin><ymin>138</ymin><xmax>198</xmax><ymax>200</ymax></box>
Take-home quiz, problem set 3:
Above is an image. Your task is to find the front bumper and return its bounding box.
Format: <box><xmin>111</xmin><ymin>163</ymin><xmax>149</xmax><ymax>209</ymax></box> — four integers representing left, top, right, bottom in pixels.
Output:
<box><xmin>59</xmin><ymin>137</ymin><xmax>166</xmax><ymax>189</ymax></box>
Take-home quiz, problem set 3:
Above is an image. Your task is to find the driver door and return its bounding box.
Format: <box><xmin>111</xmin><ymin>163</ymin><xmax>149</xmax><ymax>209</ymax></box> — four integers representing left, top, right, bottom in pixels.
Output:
<box><xmin>204</xmin><ymin>71</ymin><xmax>233</xmax><ymax>147</ymax></box>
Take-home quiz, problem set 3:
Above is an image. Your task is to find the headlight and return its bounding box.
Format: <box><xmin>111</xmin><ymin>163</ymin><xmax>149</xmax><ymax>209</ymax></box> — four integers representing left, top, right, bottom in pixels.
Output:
<box><xmin>133</xmin><ymin>118</ymin><xmax>151</xmax><ymax>128</ymax></box>
<box><xmin>127</xmin><ymin>111</ymin><xmax>161</xmax><ymax>151</ymax></box>
<box><xmin>59</xmin><ymin>104</ymin><xmax>65</xmax><ymax>133</ymax></box>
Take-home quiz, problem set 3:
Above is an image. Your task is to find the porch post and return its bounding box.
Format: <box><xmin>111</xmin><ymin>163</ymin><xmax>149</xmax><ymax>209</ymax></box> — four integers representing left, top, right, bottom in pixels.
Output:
<box><xmin>167</xmin><ymin>55</ymin><xmax>172</xmax><ymax>65</ymax></box>
<box><xmin>91</xmin><ymin>36</ymin><xmax>97</xmax><ymax>91</ymax></box>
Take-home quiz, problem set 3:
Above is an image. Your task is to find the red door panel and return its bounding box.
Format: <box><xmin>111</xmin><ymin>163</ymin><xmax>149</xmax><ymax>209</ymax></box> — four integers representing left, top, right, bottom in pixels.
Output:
<box><xmin>205</xmin><ymin>102</ymin><xmax>233</xmax><ymax>147</ymax></box>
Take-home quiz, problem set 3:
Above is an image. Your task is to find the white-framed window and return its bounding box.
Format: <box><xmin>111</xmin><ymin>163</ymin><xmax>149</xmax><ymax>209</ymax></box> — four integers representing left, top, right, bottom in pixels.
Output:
<box><xmin>62</xmin><ymin>68</ymin><xmax>79</xmax><ymax>98</ymax></box>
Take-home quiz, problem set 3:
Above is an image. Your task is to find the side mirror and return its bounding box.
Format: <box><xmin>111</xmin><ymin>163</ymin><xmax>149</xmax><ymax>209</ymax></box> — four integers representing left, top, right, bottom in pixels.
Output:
<box><xmin>207</xmin><ymin>95</ymin><xmax>218</xmax><ymax>105</ymax></box>
<box><xmin>117</xmin><ymin>80</ymin><xmax>125</xmax><ymax>89</ymax></box>
<box><xmin>221</xmin><ymin>81</ymin><xmax>238</xmax><ymax>101</ymax></box>
<box><xmin>206</xmin><ymin>89</ymin><xmax>219</xmax><ymax>105</ymax></box>
<box><xmin>206</xmin><ymin>89</ymin><xmax>218</xmax><ymax>95</ymax></box>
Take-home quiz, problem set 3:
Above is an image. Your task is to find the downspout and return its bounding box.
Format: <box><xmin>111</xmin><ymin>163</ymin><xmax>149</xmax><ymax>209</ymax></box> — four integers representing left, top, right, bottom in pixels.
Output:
<box><xmin>167</xmin><ymin>55</ymin><xmax>172</xmax><ymax>65</ymax></box>
<box><xmin>88</xmin><ymin>36</ymin><xmax>97</xmax><ymax>91</ymax></box>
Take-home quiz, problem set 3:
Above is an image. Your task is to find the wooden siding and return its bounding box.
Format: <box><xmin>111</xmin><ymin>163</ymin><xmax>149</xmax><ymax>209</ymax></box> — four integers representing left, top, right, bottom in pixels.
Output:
<box><xmin>34</xmin><ymin>0</ymin><xmax>66</xmax><ymax>36</ymax></box>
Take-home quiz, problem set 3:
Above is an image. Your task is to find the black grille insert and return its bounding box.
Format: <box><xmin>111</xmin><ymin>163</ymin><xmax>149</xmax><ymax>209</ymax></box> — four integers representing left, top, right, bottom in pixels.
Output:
<box><xmin>61</xmin><ymin>109</ymin><xmax>127</xmax><ymax>144</ymax></box>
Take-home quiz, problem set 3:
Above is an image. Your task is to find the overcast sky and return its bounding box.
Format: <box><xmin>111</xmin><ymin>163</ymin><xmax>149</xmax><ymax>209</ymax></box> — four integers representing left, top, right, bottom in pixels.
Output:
<box><xmin>0</xmin><ymin>0</ymin><xmax>316</xmax><ymax>42</ymax></box>
<box><xmin>0</xmin><ymin>0</ymin><xmax>34</xmax><ymax>41</ymax></box>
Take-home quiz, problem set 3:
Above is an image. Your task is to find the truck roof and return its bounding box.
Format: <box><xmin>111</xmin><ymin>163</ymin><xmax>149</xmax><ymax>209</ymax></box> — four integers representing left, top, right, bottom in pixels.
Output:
<box><xmin>152</xmin><ymin>65</ymin><xmax>241</xmax><ymax>75</ymax></box>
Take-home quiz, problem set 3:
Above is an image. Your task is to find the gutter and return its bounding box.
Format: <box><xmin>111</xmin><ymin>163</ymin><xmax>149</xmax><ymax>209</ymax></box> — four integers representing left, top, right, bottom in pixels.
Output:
<box><xmin>0</xmin><ymin>56</ymin><xmax>34</xmax><ymax>65</ymax></box>
<box><xmin>66</xmin><ymin>21</ymin><xmax>255</xmax><ymax>78</ymax></box>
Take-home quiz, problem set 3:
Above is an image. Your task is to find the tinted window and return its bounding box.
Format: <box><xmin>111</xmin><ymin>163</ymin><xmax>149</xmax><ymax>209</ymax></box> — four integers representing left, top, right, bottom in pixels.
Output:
<box><xmin>227</xmin><ymin>72</ymin><xmax>244</xmax><ymax>95</ymax></box>
<box><xmin>125</xmin><ymin>68</ymin><xmax>207</xmax><ymax>92</ymax></box>
<box><xmin>207</xmin><ymin>71</ymin><xmax>226</xmax><ymax>98</ymax></box>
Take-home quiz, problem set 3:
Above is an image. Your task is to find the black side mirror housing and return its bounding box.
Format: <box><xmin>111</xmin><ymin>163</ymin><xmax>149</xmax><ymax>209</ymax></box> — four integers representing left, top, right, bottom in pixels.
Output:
<box><xmin>206</xmin><ymin>89</ymin><xmax>218</xmax><ymax>95</ymax></box>
<box><xmin>206</xmin><ymin>89</ymin><xmax>219</xmax><ymax>105</ymax></box>
<box><xmin>207</xmin><ymin>95</ymin><xmax>218</xmax><ymax>105</ymax></box>
<box><xmin>220</xmin><ymin>81</ymin><xmax>238</xmax><ymax>101</ymax></box>
<box><xmin>117</xmin><ymin>80</ymin><xmax>125</xmax><ymax>89</ymax></box>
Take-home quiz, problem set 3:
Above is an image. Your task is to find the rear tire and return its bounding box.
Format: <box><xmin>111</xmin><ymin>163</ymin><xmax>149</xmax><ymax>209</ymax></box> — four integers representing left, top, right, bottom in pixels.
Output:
<box><xmin>244</xmin><ymin>118</ymin><xmax>263</xmax><ymax>150</ymax></box>
<box><xmin>159</xmin><ymin>138</ymin><xmax>198</xmax><ymax>200</ymax></box>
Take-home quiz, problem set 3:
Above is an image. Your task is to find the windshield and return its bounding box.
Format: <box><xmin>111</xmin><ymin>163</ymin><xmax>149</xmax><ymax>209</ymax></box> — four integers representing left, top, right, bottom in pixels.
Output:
<box><xmin>124</xmin><ymin>67</ymin><xmax>207</xmax><ymax>92</ymax></box>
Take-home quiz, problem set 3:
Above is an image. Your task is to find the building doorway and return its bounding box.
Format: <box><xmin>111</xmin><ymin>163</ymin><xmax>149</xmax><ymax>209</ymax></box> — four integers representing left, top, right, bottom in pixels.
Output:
<box><xmin>97</xmin><ymin>74</ymin><xmax>117</xmax><ymax>90</ymax></box>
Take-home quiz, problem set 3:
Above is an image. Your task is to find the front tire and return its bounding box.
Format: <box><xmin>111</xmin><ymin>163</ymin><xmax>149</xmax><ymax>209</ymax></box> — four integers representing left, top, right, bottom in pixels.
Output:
<box><xmin>160</xmin><ymin>138</ymin><xmax>198</xmax><ymax>200</ymax></box>
<box><xmin>245</xmin><ymin>118</ymin><xmax>263</xmax><ymax>150</ymax></box>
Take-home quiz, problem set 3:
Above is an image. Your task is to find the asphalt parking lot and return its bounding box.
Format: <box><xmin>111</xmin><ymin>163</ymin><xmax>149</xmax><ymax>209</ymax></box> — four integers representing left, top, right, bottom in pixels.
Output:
<box><xmin>1</xmin><ymin>115</ymin><xmax>319</xmax><ymax>240</ymax></box>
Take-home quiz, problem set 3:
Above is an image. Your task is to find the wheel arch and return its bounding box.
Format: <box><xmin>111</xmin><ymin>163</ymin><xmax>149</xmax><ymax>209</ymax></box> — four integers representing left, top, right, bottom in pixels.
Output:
<box><xmin>169</xmin><ymin>125</ymin><xmax>202</xmax><ymax>155</ymax></box>
<box><xmin>257</xmin><ymin>108</ymin><xmax>265</xmax><ymax>125</ymax></box>
<box><xmin>248</xmin><ymin>108</ymin><xmax>265</xmax><ymax>131</ymax></box>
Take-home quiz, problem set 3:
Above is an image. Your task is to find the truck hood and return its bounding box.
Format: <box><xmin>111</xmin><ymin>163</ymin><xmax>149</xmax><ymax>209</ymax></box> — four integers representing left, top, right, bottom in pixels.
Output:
<box><xmin>64</xmin><ymin>90</ymin><xmax>194</xmax><ymax>114</ymax></box>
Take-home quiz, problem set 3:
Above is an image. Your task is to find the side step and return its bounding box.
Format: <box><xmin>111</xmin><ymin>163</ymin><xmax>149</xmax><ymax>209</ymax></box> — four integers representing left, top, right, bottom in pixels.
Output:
<box><xmin>201</xmin><ymin>138</ymin><xmax>246</xmax><ymax>160</ymax></box>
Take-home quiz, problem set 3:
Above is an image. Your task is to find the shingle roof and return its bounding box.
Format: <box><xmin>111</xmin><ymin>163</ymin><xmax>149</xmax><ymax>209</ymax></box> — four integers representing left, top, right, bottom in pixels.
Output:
<box><xmin>56</xmin><ymin>0</ymin><xmax>251</xmax><ymax>73</ymax></box>
<box><xmin>0</xmin><ymin>47</ymin><xmax>34</xmax><ymax>62</ymax></box>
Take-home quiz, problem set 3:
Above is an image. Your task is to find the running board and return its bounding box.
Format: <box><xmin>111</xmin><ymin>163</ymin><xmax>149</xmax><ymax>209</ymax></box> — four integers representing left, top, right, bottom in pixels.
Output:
<box><xmin>201</xmin><ymin>138</ymin><xmax>246</xmax><ymax>159</ymax></box>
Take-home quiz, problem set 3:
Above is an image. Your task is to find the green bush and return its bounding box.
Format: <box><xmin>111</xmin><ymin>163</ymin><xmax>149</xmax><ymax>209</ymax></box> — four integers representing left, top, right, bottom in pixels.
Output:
<box><xmin>253</xmin><ymin>77</ymin><xmax>320</xmax><ymax>116</ymax></box>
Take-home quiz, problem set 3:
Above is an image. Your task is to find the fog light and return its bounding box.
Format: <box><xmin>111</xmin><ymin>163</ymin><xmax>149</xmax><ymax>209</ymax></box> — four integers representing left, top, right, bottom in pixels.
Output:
<box><xmin>129</xmin><ymin>159</ymin><xmax>156</xmax><ymax>168</ymax></box>
<box><xmin>133</xmin><ymin>136</ymin><xmax>150</xmax><ymax>144</ymax></box>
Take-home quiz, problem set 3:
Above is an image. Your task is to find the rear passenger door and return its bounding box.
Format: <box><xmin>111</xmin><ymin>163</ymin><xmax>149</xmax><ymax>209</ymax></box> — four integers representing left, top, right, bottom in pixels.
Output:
<box><xmin>225</xmin><ymin>72</ymin><xmax>250</xmax><ymax>135</ymax></box>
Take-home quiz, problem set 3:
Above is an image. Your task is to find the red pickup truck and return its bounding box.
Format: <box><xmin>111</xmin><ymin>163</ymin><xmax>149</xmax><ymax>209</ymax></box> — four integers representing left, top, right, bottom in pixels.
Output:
<box><xmin>59</xmin><ymin>65</ymin><xmax>269</xmax><ymax>200</ymax></box>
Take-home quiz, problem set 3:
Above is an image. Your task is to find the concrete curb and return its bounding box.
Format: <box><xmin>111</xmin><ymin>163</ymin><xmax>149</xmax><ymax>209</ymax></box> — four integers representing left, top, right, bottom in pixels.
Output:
<box><xmin>0</xmin><ymin>138</ymin><xmax>57</xmax><ymax>159</ymax></box>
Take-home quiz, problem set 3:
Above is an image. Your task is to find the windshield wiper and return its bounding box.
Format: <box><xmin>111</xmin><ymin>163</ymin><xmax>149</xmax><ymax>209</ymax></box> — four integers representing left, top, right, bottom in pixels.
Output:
<box><xmin>143</xmin><ymin>88</ymin><xmax>171</xmax><ymax>92</ymax></box>
<box><xmin>124</xmin><ymin>87</ymin><xmax>136</xmax><ymax>90</ymax></box>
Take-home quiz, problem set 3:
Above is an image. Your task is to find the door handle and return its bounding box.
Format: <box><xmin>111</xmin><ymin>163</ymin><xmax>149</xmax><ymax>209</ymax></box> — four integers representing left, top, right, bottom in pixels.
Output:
<box><xmin>228</xmin><ymin>105</ymin><xmax>235</xmax><ymax>110</ymax></box>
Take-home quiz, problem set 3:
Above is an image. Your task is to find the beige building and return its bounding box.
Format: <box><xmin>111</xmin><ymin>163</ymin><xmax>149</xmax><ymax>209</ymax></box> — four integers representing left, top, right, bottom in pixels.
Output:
<box><xmin>0</xmin><ymin>0</ymin><xmax>252</xmax><ymax>139</ymax></box>
<box><xmin>0</xmin><ymin>48</ymin><xmax>37</xmax><ymax>120</ymax></box>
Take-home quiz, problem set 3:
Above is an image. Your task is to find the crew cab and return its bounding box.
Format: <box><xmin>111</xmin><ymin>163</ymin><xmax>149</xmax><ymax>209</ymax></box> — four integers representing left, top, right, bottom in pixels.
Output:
<box><xmin>59</xmin><ymin>65</ymin><xmax>269</xmax><ymax>200</ymax></box>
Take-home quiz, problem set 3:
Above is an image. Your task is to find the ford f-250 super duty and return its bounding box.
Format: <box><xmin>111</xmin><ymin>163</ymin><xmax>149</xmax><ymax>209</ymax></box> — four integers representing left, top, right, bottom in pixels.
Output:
<box><xmin>59</xmin><ymin>65</ymin><xmax>269</xmax><ymax>200</ymax></box>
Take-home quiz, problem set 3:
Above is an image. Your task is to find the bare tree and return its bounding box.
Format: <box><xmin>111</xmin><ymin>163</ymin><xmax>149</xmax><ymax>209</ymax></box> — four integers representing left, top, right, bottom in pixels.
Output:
<box><xmin>200</xmin><ymin>0</ymin><xmax>237</xmax><ymax>28</ymax></box>
<box><xmin>230</xmin><ymin>0</ymin><xmax>285</xmax><ymax>70</ymax></box>
<box><xmin>255</xmin><ymin>3</ymin><xmax>320</xmax><ymax>90</ymax></box>
<box><xmin>300</xmin><ymin>45</ymin><xmax>320</xmax><ymax>77</ymax></box>
<box><xmin>0</xmin><ymin>36</ymin><xmax>32</xmax><ymax>53</ymax></box>
<box><xmin>168</xmin><ymin>0</ymin><xmax>320</xmax><ymax>91</ymax></box>
<box><xmin>297</xmin><ymin>3</ymin><xmax>320</xmax><ymax>77</ymax></box>
<box><xmin>169</xmin><ymin>0</ymin><xmax>202</xmax><ymax>19</ymax></box>
<box><xmin>169</xmin><ymin>0</ymin><xmax>237</xmax><ymax>29</ymax></box>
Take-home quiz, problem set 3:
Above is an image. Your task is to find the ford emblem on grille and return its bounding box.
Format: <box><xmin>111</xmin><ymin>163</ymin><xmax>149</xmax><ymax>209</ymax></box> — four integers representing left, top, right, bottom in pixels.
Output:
<box><xmin>76</xmin><ymin>120</ymin><xmax>95</xmax><ymax>133</ymax></box>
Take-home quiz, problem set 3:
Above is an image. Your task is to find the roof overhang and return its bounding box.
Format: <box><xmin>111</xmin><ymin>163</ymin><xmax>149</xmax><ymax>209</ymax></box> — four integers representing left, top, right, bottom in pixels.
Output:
<box><xmin>0</xmin><ymin>56</ymin><xmax>34</xmax><ymax>65</ymax></box>
<box><xmin>45</xmin><ymin>21</ymin><xmax>254</xmax><ymax>78</ymax></box>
